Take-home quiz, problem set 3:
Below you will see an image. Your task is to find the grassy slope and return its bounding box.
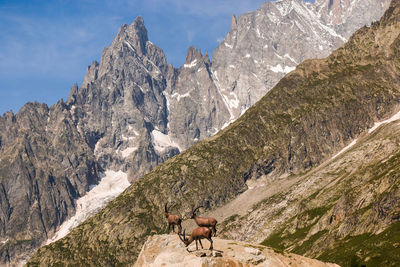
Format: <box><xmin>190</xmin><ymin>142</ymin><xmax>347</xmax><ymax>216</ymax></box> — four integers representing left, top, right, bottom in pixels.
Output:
<box><xmin>254</xmin><ymin>120</ymin><xmax>400</xmax><ymax>266</ymax></box>
<box><xmin>27</xmin><ymin>2</ymin><xmax>400</xmax><ymax>266</ymax></box>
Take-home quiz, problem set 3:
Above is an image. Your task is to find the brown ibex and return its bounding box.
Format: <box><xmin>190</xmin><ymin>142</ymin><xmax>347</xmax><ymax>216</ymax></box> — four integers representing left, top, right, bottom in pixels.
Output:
<box><xmin>178</xmin><ymin>228</ymin><xmax>213</xmax><ymax>250</ymax></box>
<box><xmin>191</xmin><ymin>206</ymin><xmax>218</xmax><ymax>236</ymax></box>
<box><xmin>165</xmin><ymin>203</ymin><xmax>182</xmax><ymax>234</ymax></box>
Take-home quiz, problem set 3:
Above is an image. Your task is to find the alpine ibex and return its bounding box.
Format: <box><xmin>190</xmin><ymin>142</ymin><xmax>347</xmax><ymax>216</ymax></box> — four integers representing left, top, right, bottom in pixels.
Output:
<box><xmin>165</xmin><ymin>203</ymin><xmax>182</xmax><ymax>233</ymax></box>
<box><xmin>178</xmin><ymin>228</ymin><xmax>213</xmax><ymax>250</ymax></box>
<box><xmin>191</xmin><ymin>206</ymin><xmax>218</xmax><ymax>236</ymax></box>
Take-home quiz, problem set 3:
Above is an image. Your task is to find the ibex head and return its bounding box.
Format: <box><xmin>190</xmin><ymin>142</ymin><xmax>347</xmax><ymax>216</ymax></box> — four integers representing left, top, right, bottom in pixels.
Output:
<box><xmin>191</xmin><ymin>206</ymin><xmax>202</xmax><ymax>219</ymax></box>
<box><xmin>178</xmin><ymin>229</ymin><xmax>189</xmax><ymax>246</ymax></box>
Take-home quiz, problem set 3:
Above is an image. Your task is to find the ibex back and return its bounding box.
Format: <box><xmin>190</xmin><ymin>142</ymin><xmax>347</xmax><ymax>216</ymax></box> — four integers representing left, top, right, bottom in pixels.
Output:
<box><xmin>191</xmin><ymin>206</ymin><xmax>218</xmax><ymax>236</ymax></box>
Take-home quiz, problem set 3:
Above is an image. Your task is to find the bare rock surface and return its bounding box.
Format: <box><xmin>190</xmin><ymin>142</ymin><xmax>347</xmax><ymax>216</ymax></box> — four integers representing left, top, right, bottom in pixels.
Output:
<box><xmin>134</xmin><ymin>234</ymin><xmax>339</xmax><ymax>267</ymax></box>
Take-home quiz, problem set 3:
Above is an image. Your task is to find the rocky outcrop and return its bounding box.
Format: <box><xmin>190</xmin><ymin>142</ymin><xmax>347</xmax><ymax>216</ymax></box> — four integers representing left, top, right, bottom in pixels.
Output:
<box><xmin>135</xmin><ymin>234</ymin><xmax>339</xmax><ymax>267</ymax></box>
<box><xmin>27</xmin><ymin>1</ymin><xmax>400</xmax><ymax>266</ymax></box>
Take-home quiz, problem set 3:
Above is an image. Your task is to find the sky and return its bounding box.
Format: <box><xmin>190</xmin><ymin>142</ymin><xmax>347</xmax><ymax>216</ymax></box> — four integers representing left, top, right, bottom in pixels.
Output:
<box><xmin>0</xmin><ymin>0</ymin><xmax>313</xmax><ymax>115</ymax></box>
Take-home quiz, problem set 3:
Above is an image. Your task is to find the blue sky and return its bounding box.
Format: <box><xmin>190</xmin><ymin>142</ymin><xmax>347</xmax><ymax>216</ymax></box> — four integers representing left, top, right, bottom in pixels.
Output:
<box><xmin>0</xmin><ymin>0</ymin><xmax>312</xmax><ymax>115</ymax></box>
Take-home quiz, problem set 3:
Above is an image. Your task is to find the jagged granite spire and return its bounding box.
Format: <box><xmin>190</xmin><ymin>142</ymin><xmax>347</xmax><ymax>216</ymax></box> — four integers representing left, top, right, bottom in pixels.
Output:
<box><xmin>185</xmin><ymin>46</ymin><xmax>203</xmax><ymax>64</ymax></box>
<box><xmin>114</xmin><ymin>16</ymin><xmax>149</xmax><ymax>56</ymax></box>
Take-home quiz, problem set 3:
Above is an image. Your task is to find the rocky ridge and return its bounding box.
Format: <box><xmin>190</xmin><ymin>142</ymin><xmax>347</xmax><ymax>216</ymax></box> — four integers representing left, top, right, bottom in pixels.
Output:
<box><xmin>27</xmin><ymin>1</ymin><xmax>400</xmax><ymax>266</ymax></box>
<box><xmin>134</xmin><ymin>234</ymin><xmax>339</xmax><ymax>267</ymax></box>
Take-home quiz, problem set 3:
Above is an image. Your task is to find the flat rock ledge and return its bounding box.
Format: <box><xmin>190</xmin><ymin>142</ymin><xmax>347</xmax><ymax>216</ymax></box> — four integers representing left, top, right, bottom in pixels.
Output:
<box><xmin>134</xmin><ymin>234</ymin><xmax>340</xmax><ymax>267</ymax></box>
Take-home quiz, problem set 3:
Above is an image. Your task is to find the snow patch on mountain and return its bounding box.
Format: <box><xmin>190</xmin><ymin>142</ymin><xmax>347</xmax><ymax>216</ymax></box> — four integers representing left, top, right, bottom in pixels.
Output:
<box><xmin>151</xmin><ymin>130</ymin><xmax>181</xmax><ymax>153</ymax></box>
<box><xmin>224</xmin><ymin>42</ymin><xmax>233</xmax><ymax>49</ymax></box>
<box><xmin>171</xmin><ymin>91</ymin><xmax>191</xmax><ymax>102</ymax></box>
<box><xmin>332</xmin><ymin>110</ymin><xmax>400</xmax><ymax>160</ymax></box>
<box><xmin>46</xmin><ymin>170</ymin><xmax>130</xmax><ymax>245</ymax></box>
<box><xmin>120</xmin><ymin>147</ymin><xmax>138</xmax><ymax>158</ymax></box>
<box><xmin>269</xmin><ymin>64</ymin><xmax>296</xmax><ymax>74</ymax></box>
<box><xmin>368</xmin><ymin>110</ymin><xmax>400</xmax><ymax>133</ymax></box>
<box><xmin>184</xmin><ymin>59</ymin><xmax>198</xmax><ymax>68</ymax></box>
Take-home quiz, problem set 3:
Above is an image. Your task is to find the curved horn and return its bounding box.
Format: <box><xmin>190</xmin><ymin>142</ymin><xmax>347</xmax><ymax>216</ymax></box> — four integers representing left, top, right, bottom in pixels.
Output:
<box><xmin>178</xmin><ymin>231</ymin><xmax>184</xmax><ymax>242</ymax></box>
<box><xmin>193</xmin><ymin>206</ymin><xmax>203</xmax><ymax>214</ymax></box>
<box><xmin>164</xmin><ymin>203</ymin><xmax>168</xmax><ymax>213</ymax></box>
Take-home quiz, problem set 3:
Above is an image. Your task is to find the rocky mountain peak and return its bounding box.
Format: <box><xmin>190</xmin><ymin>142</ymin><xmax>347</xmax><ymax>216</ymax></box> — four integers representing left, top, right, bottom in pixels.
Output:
<box><xmin>67</xmin><ymin>83</ymin><xmax>79</xmax><ymax>102</ymax></box>
<box><xmin>80</xmin><ymin>61</ymin><xmax>99</xmax><ymax>89</ymax></box>
<box><xmin>185</xmin><ymin>46</ymin><xmax>203</xmax><ymax>65</ymax></box>
<box><xmin>114</xmin><ymin>16</ymin><xmax>149</xmax><ymax>56</ymax></box>
<box><xmin>231</xmin><ymin>14</ymin><xmax>238</xmax><ymax>30</ymax></box>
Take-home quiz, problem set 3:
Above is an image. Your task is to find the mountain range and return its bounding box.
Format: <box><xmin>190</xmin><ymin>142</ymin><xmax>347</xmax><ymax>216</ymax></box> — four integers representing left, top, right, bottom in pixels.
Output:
<box><xmin>26</xmin><ymin>0</ymin><xmax>400</xmax><ymax>266</ymax></box>
<box><xmin>0</xmin><ymin>0</ymin><xmax>393</xmax><ymax>265</ymax></box>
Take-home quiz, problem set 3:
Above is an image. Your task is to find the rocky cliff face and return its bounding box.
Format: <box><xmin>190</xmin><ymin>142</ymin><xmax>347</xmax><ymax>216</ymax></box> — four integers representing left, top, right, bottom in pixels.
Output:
<box><xmin>27</xmin><ymin>1</ymin><xmax>400</xmax><ymax>266</ymax></box>
<box><xmin>134</xmin><ymin>234</ymin><xmax>339</xmax><ymax>267</ymax></box>
<box><xmin>0</xmin><ymin>102</ymin><xmax>100</xmax><ymax>264</ymax></box>
<box><xmin>164</xmin><ymin>47</ymin><xmax>230</xmax><ymax>150</ymax></box>
<box><xmin>313</xmin><ymin>0</ymin><xmax>391</xmax><ymax>38</ymax></box>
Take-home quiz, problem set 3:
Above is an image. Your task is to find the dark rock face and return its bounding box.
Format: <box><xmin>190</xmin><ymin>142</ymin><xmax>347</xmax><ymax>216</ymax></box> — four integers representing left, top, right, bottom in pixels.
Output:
<box><xmin>0</xmin><ymin>102</ymin><xmax>100</xmax><ymax>263</ymax></box>
<box><xmin>0</xmin><ymin>0</ymin><xmax>391</xmax><ymax>264</ymax></box>
<box><xmin>165</xmin><ymin>47</ymin><xmax>230</xmax><ymax>149</ymax></box>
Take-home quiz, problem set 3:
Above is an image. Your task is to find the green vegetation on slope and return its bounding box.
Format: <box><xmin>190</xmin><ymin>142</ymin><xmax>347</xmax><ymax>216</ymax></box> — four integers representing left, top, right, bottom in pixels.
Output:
<box><xmin>318</xmin><ymin>221</ymin><xmax>400</xmax><ymax>267</ymax></box>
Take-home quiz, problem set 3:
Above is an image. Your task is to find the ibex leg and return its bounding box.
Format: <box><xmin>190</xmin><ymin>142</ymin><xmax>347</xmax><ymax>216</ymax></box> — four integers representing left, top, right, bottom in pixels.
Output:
<box><xmin>199</xmin><ymin>239</ymin><xmax>203</xmax><ymax>249</ymax></box>
<box><xmin>208</xmin><ymin>238</ymin><xmax>213</xmax><ymax>250</ymax></box>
